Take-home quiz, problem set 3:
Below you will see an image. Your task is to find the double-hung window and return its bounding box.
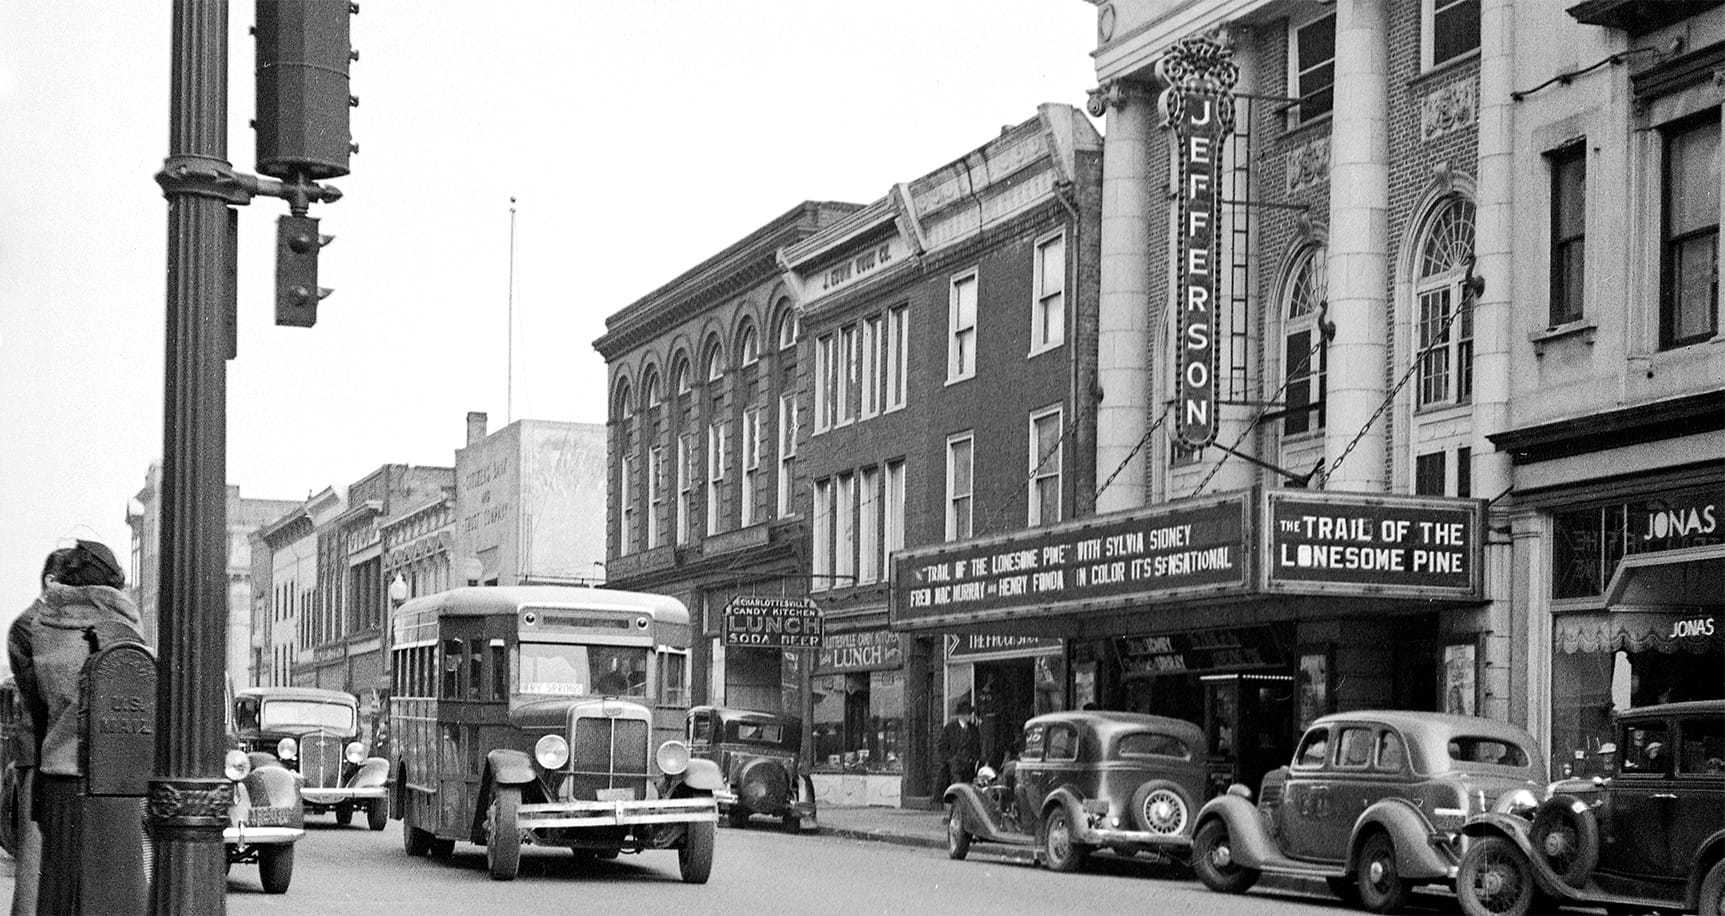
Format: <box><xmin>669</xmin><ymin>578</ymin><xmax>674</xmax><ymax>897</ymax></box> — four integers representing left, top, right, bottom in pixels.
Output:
<box><xmin>885</xmin><ymin>304</ymin><xmax>909</xmax><ymax>410</ymax></box>
<box><xmin>1292</xmin><ymin>14</ymin><xmax>1335</xmax><ymax>124</ymax></box>
<box><xmin>1032</xmin><ymin>234</ymin><xmax>1066</xmax><ymax>353</ymax></box>
<box><xmin>949</xmin><ymin>272</ymin><xmax>978</xmax><ymax>382</ymax></box>
<box><xmin>647</xmin><ymin>445</ymin><xmax>664</xmax><ymax>549</ymax></box>
<box><xmin>837</xmin><ymin>324</ymin><xmax>858</xmax><ymax>425</ymax></box>
<box><xmin>1028</xmin><ymin>407</ymin><xmax>1063</xmax><ymax>526</ymax></box>
<box><xmin>835</xmin><ymin>472</ymin><xmax>856</xmax><ymax>586</ymax></box>
<box><xmin>1284</xmin><ymin>245</ymin><xmax>1328</xmax><ymax>435</ymax></box>
<box><xmin>1550</xmin><ymin>144</ymin><xmax>1587</xmax><ymax>327</ymax></box>
<box><xmin>946</xmin><ymin>432</ymin><xmax>974</xmax><ymax>541</ymax></box>
<box><xmin>812</xmin><ymin>478</ymin><xmax>833</xmax><ymax>592</ymax></box>
<box><xmin>619</xmin><ymin>453</ymin><xmax>636</xmax><ymax>554</ymax></box>
<box><xmin>676</xmin><ymin>434</ymin><xmax>695</xmax><ymax>544</ymax></box>
<box><xmin>814</xmin><ymin>334</ymin><xmax>834</xmax><ymax>432</ymax></box>
<box><xmin>740</xmin><ymin>407</ymin><xmax>762</xmax><ymax>527</ymax></box>
<box><xmin>1415</xmin><ymin>198</ymin><xmax>1477</xmax><ymax>409</ymax></box>
<box><xmin>858</xmin><ymin>466</ymin><xmax>880</xmax><ymax>584</ymax></box>
<box><xmin>861</xmin><ymin>315</ymin><xmax>882</xmax><ymax>418</ymax></box>
<box><xmin>1661</xmin><ymin>113</ymin><xmax>1719</xmax><ymax>349</ymax></box>
<box><xmin>884</xmin><ymin>459</ymin><xmax>905</xmax><ymax>561</ymax></box>
<box><xmin>706</xmin><ymin>421</ymin><xmax>729</xmax><ymax>536</ymax></box>
<box><xmin>1425</xmin><ymin>0</ymin><xmax>1479</xmax><ymax>70</ymax></box>
<box><xmin>777</xmin><ymin>393</ymin><xmax>798</xmax><ymax>518</ymax></box>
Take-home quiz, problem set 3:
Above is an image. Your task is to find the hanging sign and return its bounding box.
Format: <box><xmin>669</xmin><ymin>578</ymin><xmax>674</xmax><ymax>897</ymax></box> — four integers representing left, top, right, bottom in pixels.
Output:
<box><xmin>722</xmin><ymin>596</ymin><xmax>823</xmax><ymax>649</ymax></box>
<box><xmin>1159</xmin><ymin>34</ymin><xmax>1237</xmax><ymax>450</ymax></box>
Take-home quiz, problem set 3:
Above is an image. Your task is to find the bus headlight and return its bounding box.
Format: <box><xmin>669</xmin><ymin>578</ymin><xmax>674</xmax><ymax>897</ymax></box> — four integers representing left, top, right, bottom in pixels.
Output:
<box><xmin>276</xmin><ymin>737</ymin><xmax>298</xmax><ymax>761</ymax></box>
<box><xmin>656</xmin><ymin>740</ymin><xmax>691</xmax><ymax>776</ymax></box>
<box><xmin>345</xmin><ymin>741</ymin><xmax>366</xmax><ymax>764</ymax></box>
<box><xmin>224</xmin><ymin>749</ymin><xmax>252</xmax><ymax>782</ymax></box>
<box><xmin>535</xmin><ymin>734</ymin><xmax>570</xmax><ymax>770</ymax></box>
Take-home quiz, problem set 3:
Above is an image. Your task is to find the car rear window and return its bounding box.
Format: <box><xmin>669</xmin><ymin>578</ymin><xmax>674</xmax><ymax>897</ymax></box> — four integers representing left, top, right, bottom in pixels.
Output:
<box><xmin>1046</xmin><ymin>724</ymin><xmax>1078</xmax><ymax>761</ymax></box>
<box><xmin>1118</xmin><ymin>732</ymin><xmax>1190</xmax><ymax>760</ymax></box>
<box><xmin>1446</xmin><ymin>736</ymin><xmax>1530</xmax><ymax>767</ymax></box>
<box><xmin>735</xmin><ymin>722</ymin><xmax>785</xmax><ymax>744</ymax></box>
<box><xmin>1020</xmin><ymin>724</ymin><xmax>1046</xmax><ymax>761</ymax></box>
<box><xmin>1678</xmin><ymin>716</ymin><xmax>1725</xmax><ymax>775</ymax></box>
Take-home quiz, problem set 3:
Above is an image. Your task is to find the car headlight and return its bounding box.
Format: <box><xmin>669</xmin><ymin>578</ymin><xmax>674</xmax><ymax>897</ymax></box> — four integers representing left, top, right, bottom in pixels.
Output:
<box><xmin>345</xmin><ymin>741</ymin><xmax>366</xmax><ymax>765</ymax></box>
<box><xmin>277</xmin><ymin>737</ymin><xmax>297</xmax><ymax>761</ymax></box>
<box><xmin>535</xmin><ymin>734</ymin><xmax>570</xmax><ymax>770</ymax></box>
<box><xmin>656</xmin><ymin>740</ymin><xmax>691</xmax><ymax>776</ymax></box>
<box><xmin>225</xmin><ymin>749</ymin><xmax>252</xmax><ymax>782</ymax></box>
<box><xmin>1494</xmin><ymin>788</ymin><xmax>1540</xmax><ymax>818</ymax></box>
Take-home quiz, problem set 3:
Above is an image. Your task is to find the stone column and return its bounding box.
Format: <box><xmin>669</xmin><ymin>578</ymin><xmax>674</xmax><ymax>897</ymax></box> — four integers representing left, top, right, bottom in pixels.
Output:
<box><xmin>1093</xmin><ymin>82</ymin><xmax>1158</xmax><ymax>513</ymax></box>
<box><xmin>1322</xmin><ymin>0</ymin><xmax>1391</xmax><ymax>491</ymax></box>
<box><xmin>1474</xmin><ymin>0</ymin><xmax>1517</xmax><ymax>723</ymax></box>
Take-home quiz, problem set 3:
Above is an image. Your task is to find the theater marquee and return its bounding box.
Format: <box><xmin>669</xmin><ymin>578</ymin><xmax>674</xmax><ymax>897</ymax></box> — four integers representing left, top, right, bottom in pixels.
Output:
<box><xmin>1263</xmin><ymin>490</ymin><xmax>1484</xmax><ymax>599</ymax></box>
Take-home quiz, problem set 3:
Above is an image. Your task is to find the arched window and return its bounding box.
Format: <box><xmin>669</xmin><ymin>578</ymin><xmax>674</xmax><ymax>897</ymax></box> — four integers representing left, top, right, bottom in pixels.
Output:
<box><xmin>1414</xmin><ymin>198</ymin><xmax>1476</xmax><ymax>408</ymax></box>
<box><xmin>1283</xmin><ymin>245</ymin><xmax>1328</xmax><ymax>436</ymax></box>
<box><xmin>739</xmin><ymin>322</ymin><xmax>759</xmax><ymax>367</ymax></box>
<box><xmin>672</xmin><ymin>355</ymin><xmax>691</xmax><ymax>396</ymax></box>
<box><xmin>642</xmin><ymin>367</ymin><xmax>662</xmax><ymax>409</ymax></box>
<box><xmin>614</xmin><ymin>380</ymin><xmax>633</xmax><ymax>420</ymax></box>
<box><xmin>777</xmin><ymin>308</ymin><xmax>799</xmax><ymax>349</ymax></box>
<box><xmin>704</xmin><ymin>341</ymin><xmax>724</xmax><ymax>383</ymax></box>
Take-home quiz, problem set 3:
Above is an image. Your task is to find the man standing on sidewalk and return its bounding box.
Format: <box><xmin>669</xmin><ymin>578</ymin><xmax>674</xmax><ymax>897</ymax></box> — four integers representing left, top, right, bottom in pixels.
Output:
<box><xmin>937</xmin><ymin>699</ymin><xmax>981</xmax><ymax>789</ymax></box>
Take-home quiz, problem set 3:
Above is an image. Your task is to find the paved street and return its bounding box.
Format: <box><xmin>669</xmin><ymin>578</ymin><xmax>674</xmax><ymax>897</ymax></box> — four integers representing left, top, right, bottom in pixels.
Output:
<box><xmin>207</xmin><ymin>817</ymin><xmax>1400</xmax><ymax>916</ymax></box>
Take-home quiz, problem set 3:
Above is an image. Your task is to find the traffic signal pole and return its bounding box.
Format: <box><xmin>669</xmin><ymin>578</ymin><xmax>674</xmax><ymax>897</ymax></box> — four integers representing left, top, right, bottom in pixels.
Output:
<box><xmin>152</xmin><ymin>2</ymin><xmax>237</xmax><ymax>911</ymax></box>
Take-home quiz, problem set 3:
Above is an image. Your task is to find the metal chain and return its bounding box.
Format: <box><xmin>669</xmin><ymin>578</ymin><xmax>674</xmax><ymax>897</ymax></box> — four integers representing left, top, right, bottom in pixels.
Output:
<box><xmin>1094</xmin><ymin>404</ymin><xmax>1171</xmax><ymax>501</ymax></box>
<box><xmin>1191</xmin><ymin>321</ymin><xmax>1329</xmax><ymax>497</ymax></box>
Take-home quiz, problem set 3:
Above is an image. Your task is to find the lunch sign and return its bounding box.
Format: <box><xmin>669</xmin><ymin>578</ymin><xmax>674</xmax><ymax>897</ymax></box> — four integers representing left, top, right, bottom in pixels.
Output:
<box><xmin>889</xmin><ymin>490</ymin><xmax>1485</xmax><ymax>630</ymax></box>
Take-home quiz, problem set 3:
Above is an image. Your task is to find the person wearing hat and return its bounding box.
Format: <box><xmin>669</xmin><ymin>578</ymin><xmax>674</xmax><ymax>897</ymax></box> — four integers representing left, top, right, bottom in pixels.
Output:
<box><xmin>7</xmin><ymin>540</ymin><xmax>143</xmax><ymax>914</ymax></box>
<box><xmin>938</xmin><ymin>698</ymin><xmax>982</xmax><ymax>788</ymax></box>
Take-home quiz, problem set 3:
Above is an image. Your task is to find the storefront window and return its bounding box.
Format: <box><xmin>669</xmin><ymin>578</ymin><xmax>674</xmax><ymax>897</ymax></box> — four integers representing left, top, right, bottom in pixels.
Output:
<box><xmin>1552</xmin><ymin>503</ymin><xmax>1627</xmax><ymax>599</ymax></box>
<box><xmin>812</xmin><ymin>670</ymin><xmax>903</xmax><ymax>774</ymax></box>
<box><xmin>1551</xmin><ymin>636</ymin><xmax>1722</xmax><ymax>779</ymax></box>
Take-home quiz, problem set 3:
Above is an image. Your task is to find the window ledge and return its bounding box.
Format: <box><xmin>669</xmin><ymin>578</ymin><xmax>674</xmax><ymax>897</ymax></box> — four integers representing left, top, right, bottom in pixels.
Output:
<box><xmin>1529</xmin><ymin>319</ymin><xmax>1598</xmax><ymax>356</ymax></box>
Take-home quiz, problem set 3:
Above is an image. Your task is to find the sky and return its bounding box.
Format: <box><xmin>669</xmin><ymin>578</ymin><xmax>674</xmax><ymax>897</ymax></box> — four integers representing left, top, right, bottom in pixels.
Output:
<box><xmin>0</xmin><ymin>2</ymin><xmax>1101</xmax><ymax>629</ymax></box>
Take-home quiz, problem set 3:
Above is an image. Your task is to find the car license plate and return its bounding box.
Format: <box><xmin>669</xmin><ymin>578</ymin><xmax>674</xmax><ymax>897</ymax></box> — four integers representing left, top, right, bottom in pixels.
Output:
<box><xmin>595</xmin><ymin>788</ymin><xmax>636</xmax><ymax>802</ymax></box>
<box><xmin>247</xmin><ymin>806</ymin><xmax>294</xmax><ymax>827</ymax></box>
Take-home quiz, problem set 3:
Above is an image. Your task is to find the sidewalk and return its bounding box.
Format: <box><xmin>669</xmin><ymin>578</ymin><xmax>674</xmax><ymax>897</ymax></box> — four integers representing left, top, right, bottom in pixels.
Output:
<box><xmin>812</xmin><ymin>805</ymin><xmax>1329</xmax><ymax>897</ymax></box>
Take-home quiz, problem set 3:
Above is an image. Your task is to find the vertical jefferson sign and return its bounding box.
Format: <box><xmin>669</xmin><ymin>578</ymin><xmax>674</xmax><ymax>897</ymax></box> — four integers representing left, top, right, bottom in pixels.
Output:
<box><xmin>1159</xmin><ymin>34</ymin><xmax>1238</xmax><ymax>450</ymax></box>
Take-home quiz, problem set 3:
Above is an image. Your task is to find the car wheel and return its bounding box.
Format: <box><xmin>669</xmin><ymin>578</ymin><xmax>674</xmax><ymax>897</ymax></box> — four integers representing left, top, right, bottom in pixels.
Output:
<box><xmin>429</xmin><ymin>837</ymin><xmax>455</xmax><ymax>858</ymax></box>
<box><xmin>258</xmin><ymin>845</ymin><xmax>294</xmax><ymax>894</ymax></box>
<box><xmin>1327</xmin><ymin>876</ymin><xmax>1361</xmax><ymax>905</ymax></box>
<box><xmin>1457</xmin><ymin>836</ymin><xmax>1535</xmax><ymax>916</ymax></box>
<box><xmin>1699</xmin><ymin>859</ymin><xmax>1725</xmax><ymax>916</ymax></box>
<box><xmin>1356</xmin><ymin>832</ymin><xmax>1411</xmax><ymax>913</ymax></box>
<box><xmin>1192</xmin><ymin>819</ymin><xmax>1260</xmax><ymax>894</ymax></box>
<box><xmin>1041</xmin><ymin>805</ymin><xmax>1090</xmax><ymax>872</ymax></box>
<box><xmin>946</xmin><ymin>805</ymin><xmax>971</xmax><ymax>861</ymax></box>
<box><xmin>334</xmin><ymin>804</ymin><xmax>353</xmax><ymax>826</ymax></box>
<box><xmin>367</xmin><ymin>798</ymin><xmax>389</xmax><ymax>832</ymax></box>
<box><xmin>486</xmin><ymin>786</ymin><xmax>522</xmax><ymax>881</ymax></box>
<box><xmin>1130</xmin><ymin>780</ymin><xmax>1192</xmax><ymax>838</ymax></box>
<box><xmin>727</xmin><ymin>805</ymin><xmax>750</xmax><ymax>829</ymax></box>
<box><xmin>679</xmin><ymin>820</ymin><xmax>715</xmax><ymax>884</ymax></box>
<box><xmin>1528</xmin><ymin>795</ymin><xmax>1599</xmax><ymax>888</ymax></box>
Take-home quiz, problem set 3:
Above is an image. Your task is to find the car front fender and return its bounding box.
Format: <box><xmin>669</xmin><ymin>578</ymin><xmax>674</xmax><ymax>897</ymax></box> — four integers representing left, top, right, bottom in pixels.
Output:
<box><xmin>1194</xmin><ymin>793</ymin><xmax>1280</xmax><ymax>868</ymax></box>
<box><xmin>944</xmin><ymin>783</ymin><xmax>994</xmax><ymax>835</ymax></box>
<box><xmin>348</xmin><ymin>757</ymin><xmax>390</xmax><ymax>789</ymax></box>
<box><xmin>486</xmin><ymin>748</ymin><xmax>536</xmax><ymax>786</ymax></box>
<box><xmin>1460</xmin><ymin>811</ymin><xmax>1533</xmax><ymax>848</ymax></box>
<box><xmin>677</xmin><ymin>757</ymin><xmax>724</xmax><ymax>792</ymax></box>
<box><xmin>1352</xmin><ymin>798</ymin><xmax>1456</xmax><ymax>880</ymax></box>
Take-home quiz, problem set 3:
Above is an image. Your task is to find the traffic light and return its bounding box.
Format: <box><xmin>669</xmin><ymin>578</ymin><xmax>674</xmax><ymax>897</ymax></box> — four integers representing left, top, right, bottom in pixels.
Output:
<box><xmin>275</xmin><ymin>214</ymin><xmax>333</xmax><ymax>327</ymax></box>
<box><xmin>254</xmin><ymin>0</ymin><xmax>358</xmax><ymax>180</ymax></box>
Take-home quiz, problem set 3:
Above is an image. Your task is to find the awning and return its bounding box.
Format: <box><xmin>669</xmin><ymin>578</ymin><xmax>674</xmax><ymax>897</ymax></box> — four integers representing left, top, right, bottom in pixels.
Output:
<box><xmin>1605</xmin><ymin>543</ymin><xmax>1725</xmax><ymax>606</ymax></box>
<box><xmin>1555</xmin><ymin>608</ymin><xmax>1722</xmax><ymax>655</ymax></box>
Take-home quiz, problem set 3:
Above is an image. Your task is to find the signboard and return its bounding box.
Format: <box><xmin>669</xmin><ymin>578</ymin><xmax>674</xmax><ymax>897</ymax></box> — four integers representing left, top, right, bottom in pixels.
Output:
<box><xmin>1624</xmin><ymin>486</ymin><xmax>1722</xmax><ymax>556</ymax></box>
<box><xmin>1117</xmin><ymin>625</ymin><xmax>1283</xmax><ymax>677</ymax></box>
<box><xmin>1159</xmin><ymin>34</ymin><xmax>1237</xmax><ymax>450</ymax></box>
<box><xmin>722</xmin><ymin>596</ymin><xmax>822</xmax><ymax>650</ymax></box>
<box><xmin>816</xmin><ymin>629</ymin><xmax>902</xmax><ymax>674</ymax></box>
<box><xmin>890</xmin><ymin>493</ymin><xmax>1251</xmax><ymax>630</ymax></box>
<box><xmin>1263</xmin><ymin>491</ymin><xmax>1484</xmax><ymax>598</ymax></box>
<box><xmin>945</xmin><ymin>634</ymin><xmax>1063</xmax><ymax>661</ymax></box>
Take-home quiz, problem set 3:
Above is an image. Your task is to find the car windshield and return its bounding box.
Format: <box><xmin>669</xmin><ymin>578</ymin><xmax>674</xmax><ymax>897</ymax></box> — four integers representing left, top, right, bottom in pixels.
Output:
<box><xmin>519</xmin><ymin>642</ymin><xmax>649</xmax><ymax>697</ymax></box>
<box><xmin>260</xmin><ymin>700</ymin><xmax>355</xmax><ymax>734</ymax></box>
<box><xmin>1445</xmin><ymin>735</ymin><xmax>1530</xmax><ymax>768</ymax></box>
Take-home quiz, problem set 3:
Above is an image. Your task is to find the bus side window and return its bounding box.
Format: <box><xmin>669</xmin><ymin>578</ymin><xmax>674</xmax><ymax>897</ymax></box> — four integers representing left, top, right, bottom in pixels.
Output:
<box><xmin>659</xmin><ymin>651</ymin><xmax>688</xmax><ymax>707</ymax></box>
<box><xmin>469</xmin><ymin>639</ymin><xmax>485</xmax><ymax>700</ymax></box>
<box><xmin>490</xmin><ymin>640</ymin><xmax>508</xmax><ymax>700</ymax></box>
<box><xmin>441</xmin><ymin>638</ymin><xmax>462</xmax><ymax>700</ymax></box>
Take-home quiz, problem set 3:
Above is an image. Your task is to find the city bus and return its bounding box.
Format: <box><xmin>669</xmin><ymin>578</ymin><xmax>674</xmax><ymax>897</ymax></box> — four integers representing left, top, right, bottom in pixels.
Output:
<box><xmin>389</xmin><ymin>585</ymin><xmax>721</xmax><ymax>882</ymax></box>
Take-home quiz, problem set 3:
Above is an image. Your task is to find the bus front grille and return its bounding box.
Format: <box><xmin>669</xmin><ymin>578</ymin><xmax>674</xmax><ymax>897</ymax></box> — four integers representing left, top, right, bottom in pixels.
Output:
<box><xmin>568</xmin><ymin>716</ymin><xmax>650</xmax><ymax>800</ymax></box>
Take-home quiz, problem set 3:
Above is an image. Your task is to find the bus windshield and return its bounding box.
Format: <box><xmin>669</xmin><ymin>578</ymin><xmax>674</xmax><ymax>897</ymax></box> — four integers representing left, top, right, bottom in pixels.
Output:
<box><xmin>519</xmin><ymin>642</ymin><xmax>650</xmax><ymax>698</ymax></box>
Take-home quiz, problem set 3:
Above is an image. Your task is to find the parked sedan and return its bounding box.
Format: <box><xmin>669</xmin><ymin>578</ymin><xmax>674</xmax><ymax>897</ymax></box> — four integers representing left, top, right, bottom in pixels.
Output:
<box><xmin>1457</xmin><ymin>699</ymin><xmax>1725</xmax><ymax>916</ymax></box>
<box><xmin>945</xmin><ymin>710</ymin><xmax>1208</xmax><ymax>871</ymax></box>
<box><xmin>1192</xmin><ymin>711</ymin><xmax>1546</xmax><ymax>913</ymax></box>
<box><xmin>233</xmin><ymin>686</ymin><xmax>390</xmax><ymax>829</ymax></box>
<box><xmin>687</xmin><ymin>706</ymin><xmax>817</xmax><ymax>831</ymax></box>
<box><xmin>224</xmin><ymin>748</ymin><xmax>305</xmax><ymax>893</ymax></box>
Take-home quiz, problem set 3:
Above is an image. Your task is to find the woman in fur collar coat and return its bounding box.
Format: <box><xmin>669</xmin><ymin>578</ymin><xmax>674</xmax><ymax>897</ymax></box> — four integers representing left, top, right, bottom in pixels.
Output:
<box><xmin>7</xmin><ymin>540</ymin><xmax>143</xmax><ymax>915</ymax></box>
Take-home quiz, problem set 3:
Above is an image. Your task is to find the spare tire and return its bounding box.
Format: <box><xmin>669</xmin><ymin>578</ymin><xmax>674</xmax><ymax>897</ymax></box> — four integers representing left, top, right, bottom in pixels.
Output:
<box><xmin>1528</xmin><ymin>794</ymin><xmax>1599</xmax><ymax>888</ymax></box>
<box><xmin>1130</xmin><ymin>780</ymin><xmax>1193</xmax><ymax>838</ymax></box>
<box><xmin>736</xmin><ymin>757</ymin><xmax>789</xmax><ymax>813</ymax></box>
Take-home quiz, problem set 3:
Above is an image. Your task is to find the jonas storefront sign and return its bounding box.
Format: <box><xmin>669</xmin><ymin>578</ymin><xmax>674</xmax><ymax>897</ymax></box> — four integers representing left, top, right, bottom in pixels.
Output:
<box><xmin>722</xmin><ymin>596</ymin><xmax>823</xmax><ymax>649</ymax></box>
<box><xmin>1158</xmin><ymin>34</ymin><xmax>1238</xmax><ymax>450</ymax></box>
<box><xmin>1263</xmin><ymin>490</ymin><xmax>1484</xmax><ymax>599</ymax></box>
<box><xmin>890</xmin><ymin>494</ymin><xmax>1251</xmax><ymax>628</ymax></box>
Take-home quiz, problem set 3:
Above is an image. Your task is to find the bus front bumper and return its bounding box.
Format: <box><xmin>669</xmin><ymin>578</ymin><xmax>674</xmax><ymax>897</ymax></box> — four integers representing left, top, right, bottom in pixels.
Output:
<box><xmin>517</xmin><ymin>796</ymin><xmax>718</xmax><ymax>830</ymax></box>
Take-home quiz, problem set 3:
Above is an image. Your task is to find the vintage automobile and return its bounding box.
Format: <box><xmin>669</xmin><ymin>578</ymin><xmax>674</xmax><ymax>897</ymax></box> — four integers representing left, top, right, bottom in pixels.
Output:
<box><xmin>232</xmin><ymin>686</ymin><xmax>391</xmax><ymax>830</ymax></box>
<box><xmin>1192</xmin><ymin>710</ymin><xmax>1547</xmax><ymax>913</ymax></box>
<box><xmin>687</xmin><ymin>706</ymin><xmax>818</xmax><ymax>831</ymax></box>
<box><xmin>944</xmin><ymin>710</ymin><xmax>1209</xmax><ymax>871</ymax></box>
<box><xmin>1456</xmin><ymin>699</ymin><xmax>1725</xmax><ymax>916</ymax></box>
<box><xmin>224</xmin><ymin>747</ymin><xmax>306</xmax><ymax>893</ymax></box>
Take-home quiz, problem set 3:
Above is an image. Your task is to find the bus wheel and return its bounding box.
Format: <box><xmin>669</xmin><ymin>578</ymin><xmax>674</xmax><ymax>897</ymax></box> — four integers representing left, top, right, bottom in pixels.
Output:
<box><xmin>679</xmin><ymin>820</ymin><xmax>714</xmax><ymax>884</ymax></box>
<box><xmin>487</xmin><ymin>786</ymin><xmax>522</xmax><ymax>881</ymax></box>
<box><xmin>402</xmin><ymin>803</ymin><xmax>431</xmax><ymax>856</ymax></box>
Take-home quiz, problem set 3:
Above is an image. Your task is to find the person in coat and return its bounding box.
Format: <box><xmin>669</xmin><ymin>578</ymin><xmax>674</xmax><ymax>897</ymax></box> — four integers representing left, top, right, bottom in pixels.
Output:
<box><xmin>7</xmin><ymin>540</ymin><xmax>143</xmax><ymax>915</ymax></box>
<box><xmin>938</xmin><ymin>699</ymin><xmax>982</xmax><ymax>787</ymax></box>
<box><xmin>5</xmin><ymin>549</ymin><xmax>71</xmax><ymax>916</ymax></box>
